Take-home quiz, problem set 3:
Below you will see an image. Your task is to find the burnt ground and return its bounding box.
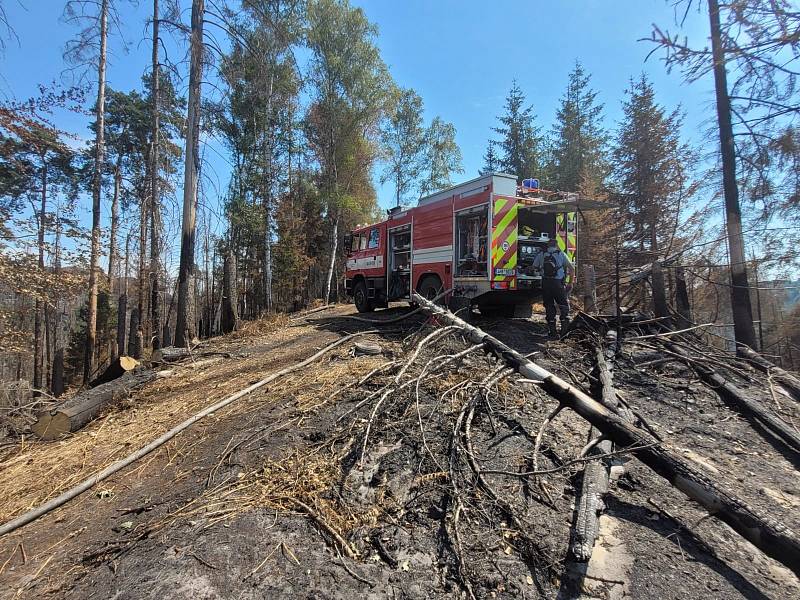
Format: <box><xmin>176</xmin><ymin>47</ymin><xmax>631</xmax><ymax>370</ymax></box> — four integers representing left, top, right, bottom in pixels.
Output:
<box><xmin>0</xmin><ymin>304</ymin><xmax>799</xmax><ymax>599</ymax></box>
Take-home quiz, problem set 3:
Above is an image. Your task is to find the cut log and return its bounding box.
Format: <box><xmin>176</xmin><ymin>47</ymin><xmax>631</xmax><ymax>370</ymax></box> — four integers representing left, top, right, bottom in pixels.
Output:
<box><xmin>89</xmin><ymin>356</ymin><xmax>139</xmax><ymax>388</ymax></box>
<box><xmin>737</xmin><ymin>345</ymin><xmax>800</xmax><ymax>403</ymax></box>
<box><xmin>667</xmin><ymin>343</ymin><xmax>800</xmax><ymax>458</ymax></box>
<box><xmin>572</xmin><ymin>330</ymin><xmax>633</xmax><ymax>562</ymax></box>
<box><xmin>411</xmin><ymin>292</ymin><xmax>800</xmax><ymax>577</ymax></box>
<box><xmin>31</xmin><ymin>368</ymin><xmax>157</xmax><ymax>440</ymax></box>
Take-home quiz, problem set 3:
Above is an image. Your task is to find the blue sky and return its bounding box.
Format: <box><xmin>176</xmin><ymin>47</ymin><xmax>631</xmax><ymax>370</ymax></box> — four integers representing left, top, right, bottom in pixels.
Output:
<box><xmin>1</xmin><ymin>0</ymin><xmax>714</xmax><ymax>245</ymax></box>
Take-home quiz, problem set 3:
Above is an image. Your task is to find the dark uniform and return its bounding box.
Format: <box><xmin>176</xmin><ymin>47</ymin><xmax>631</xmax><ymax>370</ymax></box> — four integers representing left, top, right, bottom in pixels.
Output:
<box><xmin>533</xmin><ymin>244</ymin><xmax>574</xmax><ymax>337</ymax></box>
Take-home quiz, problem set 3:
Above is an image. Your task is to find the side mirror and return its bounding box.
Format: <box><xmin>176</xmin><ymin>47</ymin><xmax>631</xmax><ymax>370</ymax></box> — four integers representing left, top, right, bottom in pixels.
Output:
<box><xmin>343</xmin><ymin>234</ymin><xmax>353</xmax><ymax>255</ymax></box>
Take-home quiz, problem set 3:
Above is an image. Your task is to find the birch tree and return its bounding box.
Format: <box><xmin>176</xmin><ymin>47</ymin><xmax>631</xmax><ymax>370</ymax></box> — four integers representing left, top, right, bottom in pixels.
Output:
<box><xmin>305</xmin><ymin>0</ymin><xmax>390</xmax><ymax>304</ymax></box>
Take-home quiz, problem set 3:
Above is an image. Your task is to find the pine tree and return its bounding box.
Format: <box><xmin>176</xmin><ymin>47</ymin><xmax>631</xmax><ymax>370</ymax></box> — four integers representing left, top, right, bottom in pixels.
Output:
<box><xmin>481</xmin><ymin>141</ymin><xmax>498</xmax><ymax>175</ymax></box>
<box><xmin>612</xmin><ymin>74</ymin><xmax>695</xmax><ymax>255</ymax></box>
<box><xmin>549</xmin><ymin>62</ymin><xmax>608</xmax><ymax>191</ymax></box>
<box><xmin>491</xmin><ymin>81</ymin><xmax>542</xmax><ymax>182</ymax></box>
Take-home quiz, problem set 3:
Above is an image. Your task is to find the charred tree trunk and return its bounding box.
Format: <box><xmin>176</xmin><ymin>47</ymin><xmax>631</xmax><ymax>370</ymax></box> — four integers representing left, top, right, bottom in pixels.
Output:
<box><xmin>324</xmin><ymin>215</ymin><xmax>339</xmax><ymax>304</ymax></box>
<box><xmin>117</xmin><ymin>292</ymin><xmax>128</xmax><ymax>361</ymax></box>
<box><xmin>175</xmin><ymin>0</ymin><xmax>204</xmax><ymax>348</ymax></box>
<box><xmin>149</xmin><ymin>0</ymin><xmax>161</xmax><ymax>351</ymax></box>
<box><xmin>128</xmin><ymin>307</ymin><xmax>141</xmax><ymax>358</ymax></box>
<box><xmin>33</xmin><ymin>160</ymin><xmax>47</xmax><ymax>396</ymax></box>
<box><xmin>32</xmin><ymin>367</ymin><xmax>157</xmax><ymax>440</ymax></box>
<box><xmin>108</xmin><ymin>162</ymin><xmax>121</xmax><ymax>358</ymax></box>
<box><xmin>675</xmin><ymin>266</ymin><xmax>693</xmax><ymax>328</ymax></box>
<box><xmin>651</xmin><ymin>261</ymin><xmax>669</xmax><ymax>320</ymax></box>
<box><xmin>52</xmin><ymin>213</ymin><xmax>64</xmax><ymax>398</ymax></box>
<box><xmin>582</xmin><ymin>264</ymin><xmax>597</xmax><ymax>313</ymax></box>
<box><xmin>221</xmin><ymin>250</ymin><xmax>239</xmax><ymax>334</ymax></box>
<box><xmin>84</xmin><ymin>0</ymin><xmax>109</xmax><ymax>383</ymax></box>
<box><xmin>136</xmin><ymin>188</ymin><xmax>148</xmax><ymax>359</ymax></box>
<box><xmin>51</xmin><ymin>348</ymin><xmax>64</xmax><ymax>398</ymax></box>
<box><xmin>708</xmin><ymin>0</ymin><xmax>756</xmax><ymax>349</ymax></box>
<box><xmin>737</xmin><ymin>345</ymin><xmax>800</xmax><ymax>404</ymax></box>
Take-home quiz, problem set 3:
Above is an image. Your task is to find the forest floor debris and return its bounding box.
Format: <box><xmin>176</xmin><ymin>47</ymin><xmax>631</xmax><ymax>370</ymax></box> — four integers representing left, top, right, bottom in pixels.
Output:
<box><xmin>0</xmin><ymin>304</ymin><xmax>799</xmax><ymax>599</ymax></box>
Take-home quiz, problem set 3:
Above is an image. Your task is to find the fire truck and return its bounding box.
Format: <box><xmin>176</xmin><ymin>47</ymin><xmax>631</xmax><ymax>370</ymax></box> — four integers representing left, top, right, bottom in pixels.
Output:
<box><xmin>344</xmin><ymin>172</ymin><xmax>606</xmax><ymax>317</ymax></box>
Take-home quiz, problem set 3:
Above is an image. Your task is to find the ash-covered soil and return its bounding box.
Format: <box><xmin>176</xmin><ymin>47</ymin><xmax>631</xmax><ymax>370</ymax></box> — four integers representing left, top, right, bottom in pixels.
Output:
<box><xmin>0</xmin><ymin>304</ymin><xmax>798</xmax><ymax>600</ymax></box>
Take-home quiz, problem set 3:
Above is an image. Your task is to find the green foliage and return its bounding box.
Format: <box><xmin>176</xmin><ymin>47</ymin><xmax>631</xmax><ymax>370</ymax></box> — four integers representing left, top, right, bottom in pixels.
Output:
<box><xmin>305</xmin><ymin>0</ymin><xmax>391</xmax><ymax>221</ymax></box>
<box><xmin>420</xmin><ymin>117</ymin><xmax>463</xmax><ymax>195</ymax></box>
<box><xmin>489</xmin><ymin>81</ymin><xmax>542</xmax><ymax>183</ymax></box>
<box><xmin>612</xmin><ymin>74</ymin><xmax>696</xmax><ymax>253</ymax></box>
<box><xmin>380</xmin><ymin>87</ymin><xmax>427</xmax><ymax>206</ymax></box>
<box><xmin>549</xmin><ymin>62</ymin><xmax>609</xmax><ymax>191</ymax></box>
<box><xmin>65</xmin><ymin>289</ymin><xmax>114</xmax><ymax>382</ymax></box>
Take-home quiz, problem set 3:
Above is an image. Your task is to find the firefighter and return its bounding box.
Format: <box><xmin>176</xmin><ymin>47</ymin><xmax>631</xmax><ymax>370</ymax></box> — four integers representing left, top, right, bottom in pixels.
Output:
<box><xmin>533</xmin><ymin>238</ymin><xmax>575</xmax><ymax>338</ymax></box>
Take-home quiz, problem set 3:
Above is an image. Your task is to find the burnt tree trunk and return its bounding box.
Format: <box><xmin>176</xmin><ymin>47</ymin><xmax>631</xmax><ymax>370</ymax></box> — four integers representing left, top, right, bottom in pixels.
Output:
<box><xmin>675</xmin><ymin>266</ymin><xmax>693</xmax><ymax>328</ymax></box>
<box><xmin>128</xmin><ymin>308</ymin><xmax>141</xmax><ymax>358</ymax></box>
<box><xmin>221</xmin><ymin>250</ymin><xmax>239</xmax><ymax>334</ymax></box>
<box><xmin>32</xmin><ymin>367</ymin><xmax>157</xmax><ymax>440</ymax></box>
<box><xmin>175</xmin><ymin>0</ymin><xmax>204</xmax><ymax>348</ymax></box>
<box><xmin>84</xmin><ymin>0</ymin><xmax>109</xmax><ymax>383</ymax></box>
<box><xmin>149</xmin><ymin>0</ymin><xmax>161</xmax><ymax>351</ymax></box>
<box><xmin>708</xmin><ymin>0</ymin><xmax>757</xmax><ymax>349</ymax></box>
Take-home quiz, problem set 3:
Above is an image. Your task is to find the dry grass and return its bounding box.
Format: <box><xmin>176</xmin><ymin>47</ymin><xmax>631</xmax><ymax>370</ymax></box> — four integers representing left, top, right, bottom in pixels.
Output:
<box><xmin>0</xmin><ymin>320</ymin><xmax>383</xmax><ymax>524</ymax></box>
<box><xmin>228</xmin><ymin>313</ymin><xmax>290</xmax><ymax>340</ymax></box>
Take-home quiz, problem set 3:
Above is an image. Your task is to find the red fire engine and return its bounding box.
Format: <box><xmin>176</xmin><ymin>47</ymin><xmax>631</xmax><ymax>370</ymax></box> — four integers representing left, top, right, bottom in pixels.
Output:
<box><xmin>344</xmin><ymin>172</ymin><xmax>605</xmax><ymax>317</ymax></box>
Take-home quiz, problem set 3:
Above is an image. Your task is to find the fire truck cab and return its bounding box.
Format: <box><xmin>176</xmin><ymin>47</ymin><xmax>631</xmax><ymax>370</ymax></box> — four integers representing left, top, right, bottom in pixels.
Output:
<box><xmin>344</xmin><ymin>172</ymin><xmax>605</xmax><ymax>317</ymax></box>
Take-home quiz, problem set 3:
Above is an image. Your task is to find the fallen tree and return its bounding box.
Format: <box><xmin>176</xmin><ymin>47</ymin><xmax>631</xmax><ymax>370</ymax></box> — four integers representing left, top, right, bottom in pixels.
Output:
<box><xmin>412</xmin><ymin>292</ymin><xmax>800</xmax><ymax>577</ymax></box>
<box><xmin>571</xmin><ymin>331</ymin><xmax>628</xmax><ymax>562</ymax></box>
<box><xmin>737</xmin><ymin>345</ymin><xmax>800</xmax><ymax>403</ymax></box>
<box><xmin>31</xmin><ymin>368</ymin><xmax>159</xmax><ymax>440</ymax></box>
<box><xmin>665</xmin><ymin>342</ymin><xmax>800</xmax><ymax>458</ymax></box>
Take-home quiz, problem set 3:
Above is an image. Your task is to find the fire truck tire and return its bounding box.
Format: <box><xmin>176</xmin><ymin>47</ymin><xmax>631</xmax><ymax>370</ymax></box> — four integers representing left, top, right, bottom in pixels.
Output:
<box><xmin>353</xmin><ymin>281</ymin><xmax>374</xmax><ymax>313</ymax></box>
<box><xmin>418</xmin><ymin>276</ymin><xmax>444</xmax><ymax>305</ymax></box>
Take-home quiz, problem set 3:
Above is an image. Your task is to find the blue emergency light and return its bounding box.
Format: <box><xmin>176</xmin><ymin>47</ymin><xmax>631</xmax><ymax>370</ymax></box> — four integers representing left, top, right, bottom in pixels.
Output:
<box><xmin>522</xmin><ymin>178</ymin><xmax>539</xmax><ymax>190</ymax></box>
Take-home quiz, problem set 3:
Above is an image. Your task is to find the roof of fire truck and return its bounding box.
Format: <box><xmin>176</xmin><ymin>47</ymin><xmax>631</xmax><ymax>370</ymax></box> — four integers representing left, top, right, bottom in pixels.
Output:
<box><xmin>352</xmin><ymin>173</ymin><xmax>611</xmax><ymax>231</ymax></box>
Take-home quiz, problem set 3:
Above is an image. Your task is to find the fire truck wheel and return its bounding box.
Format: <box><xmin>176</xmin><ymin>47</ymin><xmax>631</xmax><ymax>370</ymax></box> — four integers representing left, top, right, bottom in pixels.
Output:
<box><xmin>353</xmin><ymin>281</ymin><xmax>374</xmax><ymax>313</ymax></box>
<box><xmin>418</xmin><ymin>276</ymin><xmax>444</xmax><ymax>305</ymax></box>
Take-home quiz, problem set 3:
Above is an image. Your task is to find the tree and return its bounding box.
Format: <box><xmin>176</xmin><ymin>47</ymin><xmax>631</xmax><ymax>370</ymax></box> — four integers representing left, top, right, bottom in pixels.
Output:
<box><xmin>381</xmin><ymin>87</ymin><xmax>427</xmax><ymax>206</ymax></box>
<box><xmin>149</xmin><ymin>0</ymin><xmax>161</xmax><ymax>350</ymax></box>
<box><xmin>649</xmin><ymin>0</ymin><xmax>761</xmax><ymax>348</ymax></box>
<box><xmin>175</xmin><ymin>0</ymin><xmax>205</xmax><ymax>348</ymax></box>
<box><xmin>0</xmin><ymin>89</ymin><xmax>83</xmax><ymax>393</ymax></box>
<box><xmin>304</xmin><ymin>0</ymin><xmax>390</xmax><ymax>304</ymax></box>
<box><xmin>481</xmin><ymin>141</ymin><xmax>499</xmax><ymax>175</ymax></box>
<box><xmin>0</xmin><ymin>102</ymin><xmax>77</xmax><ymax>393</ymax></box>
<box><xmin>549</xmin><ymin>62</ymin><xmax>608</xmax><ymax>191</ymax></box>
<box><xmin>420</xmin><ymin>117</ymin><xmax>463</xmax><ymax>195</ymax></box>
<box><xmin>100</xmin><ymin>81</ymin><xmax>183</xmax><ymax>355</ymax></box>
<box><xmin>214</xmin><ymin>0</ymin><xmax>302</xmax><ymax>317</ymax></box>
<box><xmin>612</xmin><ymin>74</ymin><xmax>696</xmax><ymax>256</ymax></box>
<box><xmin>63</xmin><ymin>0</ymin><xmax>111</xmax><ymax>381</ymax></box>
<box><xmin>490</xmin><ymin>81</ymin><xmax>542</xmax><ymax>182</ymax></box>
